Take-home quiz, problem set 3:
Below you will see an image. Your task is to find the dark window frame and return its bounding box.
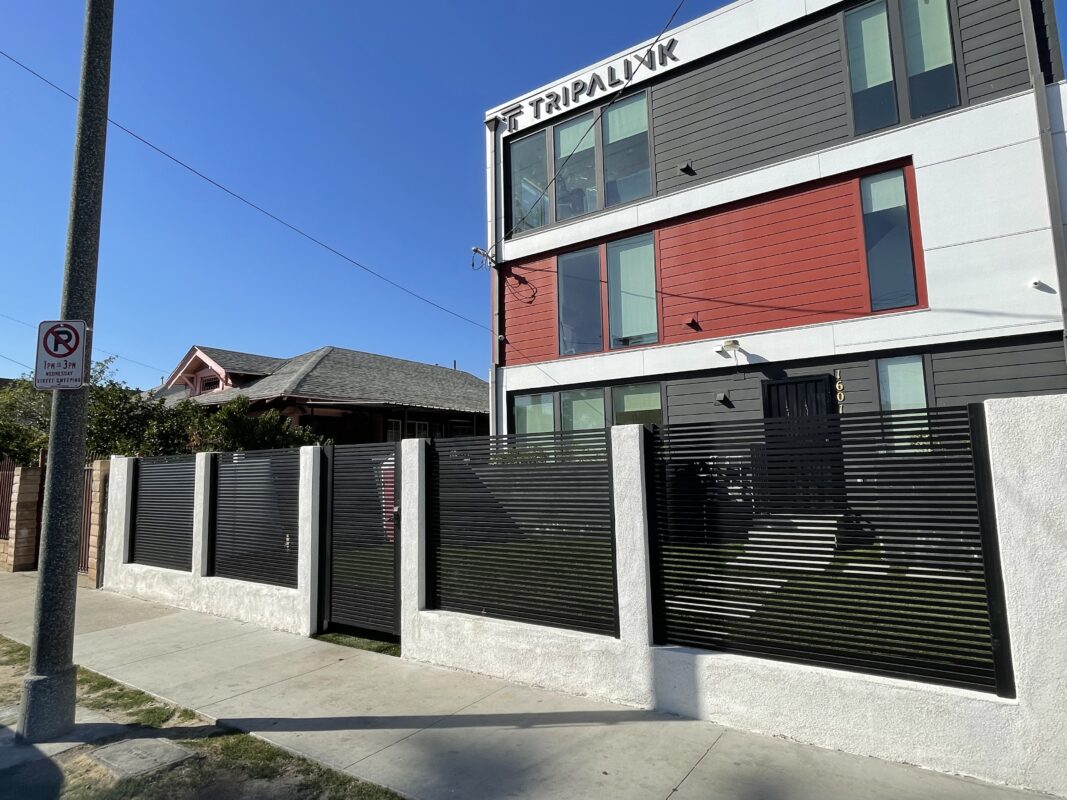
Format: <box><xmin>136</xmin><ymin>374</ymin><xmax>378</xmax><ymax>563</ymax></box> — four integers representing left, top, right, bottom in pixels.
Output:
<box><xmin>554</xmin><ymin>231</ymin><xmax>662</xmax><ymax>359</ymax></box>
<box><xmin>839</xmin><ymin>0</ymin><xmax>967</xmax><ymax>138</ymax></box>
<box><xmin>503</xmin><ymin>89</ymin><xmax>655</xmax><ymax>241</ymax></box>
<box><xmin>857</xmin><ymin>162</ymin><xmax>928</xmax><ymax>313</ymax></box>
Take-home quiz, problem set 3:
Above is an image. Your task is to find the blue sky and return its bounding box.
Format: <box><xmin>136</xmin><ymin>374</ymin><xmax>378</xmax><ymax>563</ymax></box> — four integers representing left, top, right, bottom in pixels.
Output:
<box><xmin>0</xmin><ymin>0</ymin><xmax>715</xmax><ymax>386</ymax></box>
<box><xmin>2</xmin><ymin>1</ymin><xmax>1065</xmax><ymax>386</ymax></box>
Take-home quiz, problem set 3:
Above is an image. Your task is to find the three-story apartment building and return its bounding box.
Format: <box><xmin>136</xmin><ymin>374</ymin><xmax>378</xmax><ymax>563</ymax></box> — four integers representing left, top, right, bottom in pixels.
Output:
<box><xmin>484</xmin><ymin>0</ymin><xmax>1067</xmax><ymax>433</ymax></box>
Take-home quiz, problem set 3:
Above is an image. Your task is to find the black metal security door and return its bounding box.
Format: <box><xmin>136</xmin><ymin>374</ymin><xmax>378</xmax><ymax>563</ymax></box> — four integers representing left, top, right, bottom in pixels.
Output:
<box><xmin>326</xmin><ymin>443</ymin><xmax>400</xmax><ymax>634</ymax></box>
<box><xmin>762</xmin><ymin>375</ymin><xmax>835</xmax><ymax>417</ymax></box>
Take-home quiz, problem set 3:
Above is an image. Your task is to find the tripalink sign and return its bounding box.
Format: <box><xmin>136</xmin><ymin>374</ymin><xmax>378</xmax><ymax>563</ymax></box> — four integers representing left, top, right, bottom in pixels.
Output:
<box><xmin>498</xmin><ymin>38</ymin><xmax>681</xmax><ymax>134</ymax></box>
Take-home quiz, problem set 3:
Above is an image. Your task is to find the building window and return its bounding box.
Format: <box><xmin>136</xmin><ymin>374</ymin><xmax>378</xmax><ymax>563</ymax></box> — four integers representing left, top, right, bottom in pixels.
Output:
<box><xmin>845</xmin><ymin>1</ymin><xmax>898</xmax><ymax>134</ymax></box>
<box><xmin>386</xmin><ymin>419</ymin><xmax>402</xmax><ymax>441</ymax></box>
<box><xmin>554</xmin><ymin>112</ymin><xmax>598</xmax><ymax>221</ymax></box>
<box><xmin>558</xmin><ymin>247</ymin><xmax>603</xmax><ymax>355</ymax></box>
<box><xmin>607</xmin><ymin>233</ymin><xmax>657</xmax><ymax>348</ymax></box>
<box><xmin>514</xmin><ymin>393</ymin><xmax>555</xmax><ymax>434</ymax></box>
<box><xmin>878</xmin><ymin>355</ymin><xmax>927</xmax><ymax>409</ymax></box>
<box><xmin>450</xmin><ymin>420</ymin><xmax>474</xmax><ymax>437</ymax></box>
<box><xmin>603</xmin><ymin>93</ymin><xmax>651</xmax><ymax>208</ymax></box>
<box><xmin>406</xmin><ymin>421</ymin><xmax>429</xmax><ymax>439</ymax></box>
<box><xmin>199</xmin><ymin>376</ymin><xmax>220</xmax><ymax>393</ymax></box>
<box><xmin>508</xmin><ymin>130</ymin><xmax>548</xmax><ymax>234</ymax></box>
<box><xmin>561</xmin><ymin>388</ymin><xmax>606</xmax><ymax>431</ymax></box>
<box><xmin>612</xmin><ymin>383</ymin><xmax>663</xmax><ymax>426</ymax></box>
<box><xmin>861</xmin><ymin>169</ymin><xmax>918</xmax><ymax>311</ymax></box>
<box><xmin>900</xmin><ymin>0</ymin><xmax>959</xmax><ymax>118</ymax></box>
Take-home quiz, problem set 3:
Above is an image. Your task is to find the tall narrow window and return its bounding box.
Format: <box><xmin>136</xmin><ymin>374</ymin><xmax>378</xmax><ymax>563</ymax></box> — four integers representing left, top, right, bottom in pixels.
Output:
<box><xmin>604</xmin><ymin>92</ymin><xmax>651</xmax><ymax>207</ymax></box>
<box><xmin>846</xmin><ymin>2</ymin><xmax>898</xmax><ymax>134</ymax></box>
<box><xmin>612</xmin><ymin>384</ymin><xmax>663</xmax><ymax>426</ymax></box>
<box><xmin>555</xmin><ymin>113</ymin><xmax>598</xmax><ymax>221</ymax></box>
<box><xmin>514</xmin><ymin>393</ymin><xmax>555</xmax><ymax>434</ymax></box>
<box><xmin>561</xmin><ymin>389</ymin><xmax>606</xmax><ymax>431</ymax></box>
<box><xmin>558</xmin><ymin>247</ymin><xmax>603</xmax><ymax>355</ymax></box>
<box><xmin>508</xmin><ymin>131</ymin><xmax>548</xmax><ymax>234</ymax></box>
<box><xmin>878</xmin><ymin>355</ymin><xmax>927</xmax><ymax>409</ymax></box>
<box><xmin>900</xmin><ymin>0</ymin><xmax>959</xmax><ymax>118</ymax></box>
<box><xmin>607</xmin><ymin>233</ymin><xmax>657</xmax><ymax>348</ymax></box>
<box><xmin>861</xmin><ymin>169</ymin><xmax>918</xmax><ymax>311</ymax></box>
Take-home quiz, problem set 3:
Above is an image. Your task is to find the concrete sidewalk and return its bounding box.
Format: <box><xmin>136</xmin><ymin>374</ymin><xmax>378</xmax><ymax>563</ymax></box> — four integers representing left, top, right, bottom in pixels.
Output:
<box><xmin>0</xmin><ymin>572</ymin><xmax>1049</xmax><ymax>800</ymax></box>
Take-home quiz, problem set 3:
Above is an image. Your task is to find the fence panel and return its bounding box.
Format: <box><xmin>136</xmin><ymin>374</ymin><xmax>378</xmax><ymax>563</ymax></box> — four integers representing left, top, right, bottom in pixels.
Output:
<box><xmin>131</xmin><ymin>455</ymin><xmax>196</xmax><ymax>571</ymax></box>
<box><xmin>429</xmin><ymin>430</ymin><xmax>618</xmax><ymax>636</ymax></box>
<box><xmin>649</xmin><ymin>406</ymin><xmax>1013</xmax><ymax>695</ymax></box>
<box><xmin>0</xmin><ymin>457</ymin><xmax>14</xmax><ymax>541</ymax></box>
<box><xmin>327</xmin><ymin>443</ymin><xmax>399</xmax><ymax>634</ymax></box>
<box><xmin>213</xmin><ymin>449</ymin><xmax>300</xmax><ymax>588</ymax></box>
<box><xmin>78</xmin><ymin>464</ymin><xmax>93</xmax><ymax>573</ymax></box>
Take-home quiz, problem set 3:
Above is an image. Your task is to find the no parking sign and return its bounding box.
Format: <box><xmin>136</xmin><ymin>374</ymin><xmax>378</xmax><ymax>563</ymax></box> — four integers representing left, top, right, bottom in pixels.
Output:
<box><xmin>34</xmin><ymin>320</ymin><xmax>87</xmax><ymax>390</ymax></box>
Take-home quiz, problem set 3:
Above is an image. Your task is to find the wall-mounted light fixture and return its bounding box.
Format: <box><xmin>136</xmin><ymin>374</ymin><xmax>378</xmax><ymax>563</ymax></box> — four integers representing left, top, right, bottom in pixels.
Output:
<box><xmin>719</xmin><ymin>339</ymin><xmax>741</xmax><ymax>354</ymax></box>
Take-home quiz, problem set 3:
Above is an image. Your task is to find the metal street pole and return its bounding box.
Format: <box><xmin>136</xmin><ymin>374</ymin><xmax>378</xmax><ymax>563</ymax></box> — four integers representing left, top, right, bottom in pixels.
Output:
<box><xmin>17</xmin><ymin>0</ymin><xmax>113</xmax><ymax>743</ymax></box>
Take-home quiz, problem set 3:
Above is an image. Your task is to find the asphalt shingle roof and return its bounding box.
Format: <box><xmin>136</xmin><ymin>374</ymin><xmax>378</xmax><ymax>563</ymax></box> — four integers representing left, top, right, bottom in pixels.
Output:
<box><xmin>186</xmin><ymin>346</ymin><xmax>489</xmax><ymax>414</ymax></box>
<box><xmin>196</xmin><ymin>346</ymin><xmax>286</xmax><ymax>376</ymax></box>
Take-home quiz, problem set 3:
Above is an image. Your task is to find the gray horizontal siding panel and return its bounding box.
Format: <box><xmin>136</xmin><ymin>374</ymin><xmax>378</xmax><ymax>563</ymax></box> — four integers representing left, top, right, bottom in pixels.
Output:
<box><xmin>932</xmin><ymin>335</ymin><xmax>1067</xmax><ymax>403</ymax></box>
<box><xmin>665</xmin><ymin>359</ymin><xmax>877</xmax><ymax>424</ymax></box>
<box><xmin>958</xmin><ymin>0</ymin><xmax>1031</xmax><ymax>103</ymax></box>
<box><xmin>1031</xmin><ymin>0</ymin><xmax>1064</xmax><ymax>82</ymax></box>
<box><xmin>652</xmin><ymin>16</ymin><xmax>849</xmax><ymax>195</ymax></box>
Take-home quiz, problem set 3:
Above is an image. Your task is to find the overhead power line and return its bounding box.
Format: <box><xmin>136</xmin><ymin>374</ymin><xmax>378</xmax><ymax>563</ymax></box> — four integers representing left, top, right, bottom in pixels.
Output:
<box><xmin>0</xmin><ymin>352</ymin><xmax>33</xmax><ymax>371</ymax></box>
<box><xmin>0</xmin><ymin>311</ymin><xmax>167</xmax><ymax>374</ymax></box>
<box><xmin>489</xmin><ymin>0</ymin><xmax>687</xmax><ymax>255</ymax></box>
<box><xmin>0</xmin><ymin>45</ymin><xmax>573</xmax><ymax>388</ymax></box>
<box><xmin>0</xmin><ymin>47</ymin><xmax>487</xmax><ymax>333</ymax></box>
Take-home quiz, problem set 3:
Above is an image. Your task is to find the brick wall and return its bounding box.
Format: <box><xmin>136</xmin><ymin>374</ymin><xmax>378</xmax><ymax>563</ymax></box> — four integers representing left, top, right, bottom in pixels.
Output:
<box><xmin>85</xmin><ymin>460</ymin><xmax>109</xmax><ymax>585</ymax></box>
<box><xmin>0</xmin><ymin>466</ymin><xmax>43</xmax><ymax>572</ymax></box>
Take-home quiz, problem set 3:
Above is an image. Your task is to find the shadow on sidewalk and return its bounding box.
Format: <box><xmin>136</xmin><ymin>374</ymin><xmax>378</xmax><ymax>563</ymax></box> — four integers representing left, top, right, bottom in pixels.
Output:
<box><xmin>217</xmin><ymin>707</ymin><xmax>670</xmax><ymax>733</ymax></box>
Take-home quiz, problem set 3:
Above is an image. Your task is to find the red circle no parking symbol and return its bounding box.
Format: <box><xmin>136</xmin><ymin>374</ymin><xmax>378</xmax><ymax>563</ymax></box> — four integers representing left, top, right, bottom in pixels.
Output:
<box><xmin>43</xmin><ymin>323</ymin><xmax>80</xmax><ymax>358</ymax></box>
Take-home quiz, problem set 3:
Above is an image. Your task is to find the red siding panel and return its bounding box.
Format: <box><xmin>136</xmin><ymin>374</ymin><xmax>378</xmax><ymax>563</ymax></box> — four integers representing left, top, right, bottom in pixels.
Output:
<box><xmin>658</xmin><ymin>179</ymin><xmax>871</xmax><ymax>344</ymax></box>
<box><xmin>501</xmin><ymin>257</ymin><xmax>557</xmax><ymax>365</ymax></box>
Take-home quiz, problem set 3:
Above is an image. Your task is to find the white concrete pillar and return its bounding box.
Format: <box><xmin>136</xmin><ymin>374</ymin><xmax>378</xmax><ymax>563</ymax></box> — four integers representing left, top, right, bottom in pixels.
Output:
<box><xmin>400</xmin><ymin>438</ymin><xmax>427</xmax><ymax>642</ymax></box>
<box><xmin>102</xmin><ymin>456</ymin><xmax>135</xmax><ymax>586</ymax></box>
<box><xmin>610</xmin><ymin>425</ymin><xmax>654</xmax><ymax>646</ymax></box>
<box><xmin>191</xmin><ymin>452</ymin><xmax>214</xmax><ymax>577</ymax></box>
<box><xmin>298</xmin><ymin>445</ymin><xmax>323</xmax><ymax>637</ymax></box>
<box><xmin>982</xmin><ymin>394</ymin><xmax>1067</xmax><ymax>794</ymax></box>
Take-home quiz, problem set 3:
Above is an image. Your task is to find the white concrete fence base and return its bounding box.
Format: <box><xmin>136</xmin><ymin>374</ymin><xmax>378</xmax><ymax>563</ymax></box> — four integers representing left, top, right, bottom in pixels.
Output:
<box><xmin>103</xmin><ymin>397</ymin><xmax>1067</xmax><ymax>796</ymax></box>
<box><xmin>104</xmin><ymin>446</ymin><xmax>321</xmax><ymax>636</ymax></box>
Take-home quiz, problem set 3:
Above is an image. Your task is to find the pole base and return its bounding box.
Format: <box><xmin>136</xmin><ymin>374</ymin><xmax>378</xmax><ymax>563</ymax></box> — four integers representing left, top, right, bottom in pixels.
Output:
<box><xmin>16</xmin><ymin>664</ymin><xmax>78</xmax><ymax>743</ymax></box>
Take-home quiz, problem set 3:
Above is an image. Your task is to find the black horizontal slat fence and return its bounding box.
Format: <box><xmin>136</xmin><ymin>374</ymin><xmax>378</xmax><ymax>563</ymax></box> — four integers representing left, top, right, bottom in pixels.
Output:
<box><xmin>131</xmin><ymin>455</ymin><xmax>195</xmax><ymax>571</ymax></box>
<box><xmin>429</xmin><ymin>430</ymin><xmax>618</xmax><ymax>636</ymax></box>
<box><xmin>212</xmin><ymin>449</ymin><xmax>300</xmax><ymax>588</ymax></box>
<box><xmin>649</xmin><ymin>406</ymin><xmax>1014</xmax><ymax>695</ymax></box>
<box><xmin>0</xmin><ymin>457</ymin><xmax>14</xmax><ymax>541</ymax></box>
<box><xmin>328</xmin><ymin>443</ymin><xmax>400</xmax><ymax>634</ymax></box>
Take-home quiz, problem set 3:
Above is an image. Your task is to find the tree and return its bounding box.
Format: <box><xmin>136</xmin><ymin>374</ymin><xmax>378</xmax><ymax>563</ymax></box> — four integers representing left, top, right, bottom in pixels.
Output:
<box><xmin>0</xmin><ymin>360</ymin><xmax>324</xmax><ymax>465</ymax></box>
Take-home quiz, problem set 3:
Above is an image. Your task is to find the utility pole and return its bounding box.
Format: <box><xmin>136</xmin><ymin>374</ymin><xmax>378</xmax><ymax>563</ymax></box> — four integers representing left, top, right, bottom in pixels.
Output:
<box><xmin>17</xmin><ymin>0</ymin><xmax>113</xmax><ymax>743</ymax></box>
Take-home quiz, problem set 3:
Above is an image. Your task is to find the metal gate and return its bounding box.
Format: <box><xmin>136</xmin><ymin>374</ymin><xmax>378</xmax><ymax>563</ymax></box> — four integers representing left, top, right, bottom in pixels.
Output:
<box><xmin>325</xmin><ymin>443</ymin><xmax>399</xmax><ymax>634</ymax></box>
<box><xmin>649</xmin><ymin>406</ymin><xmax>1014</xmax><ymax>695</ymax></box>
<box><xmin>78</xmin><ymin>464</ymin><xmax>93</xmax><ymax>573</ymax></box>
<box><xmin>131</xmin><ymin>455</ymin><xmax>196</xmax><ymax>571</ymax></box>
<box><xmin>0</xmin><ymin>457</ymin><xmax>14</xmax><ymax>542</ymax></box>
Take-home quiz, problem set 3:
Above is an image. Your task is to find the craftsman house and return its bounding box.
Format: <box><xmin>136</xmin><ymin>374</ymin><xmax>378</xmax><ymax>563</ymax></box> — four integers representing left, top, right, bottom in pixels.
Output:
<box><xmin>157</xmin><ymin>345</ymin><xmax>489</xmax><ymax>443</ymax></box>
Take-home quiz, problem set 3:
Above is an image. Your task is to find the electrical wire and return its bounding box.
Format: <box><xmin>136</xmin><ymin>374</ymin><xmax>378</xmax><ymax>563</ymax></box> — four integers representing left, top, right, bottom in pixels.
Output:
<box><xmin>488</xmin><ymin>0</ymin><xmax>687</xmax><ymax>257</ymax></box>
<box><xmin>0</xmin><ymin>352</ymin><xmax>33</xmax><ymax>371</ymax></box>
<box><xmin>0</xmin><ymin>311</ymin><xmax>167</xmax><ymax>374</ymax></box>
<box><xmin>0</xmin><ymin>47</ymin><xmax>487</xmax><ymax>333</ymax></box>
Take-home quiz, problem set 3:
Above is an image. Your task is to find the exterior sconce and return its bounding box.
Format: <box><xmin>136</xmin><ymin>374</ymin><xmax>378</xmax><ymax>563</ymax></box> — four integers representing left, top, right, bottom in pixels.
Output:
<box><xmin>719</xmin><ymin>339</ymin><xmax>741</xmax><ymax>354</ymax></box>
